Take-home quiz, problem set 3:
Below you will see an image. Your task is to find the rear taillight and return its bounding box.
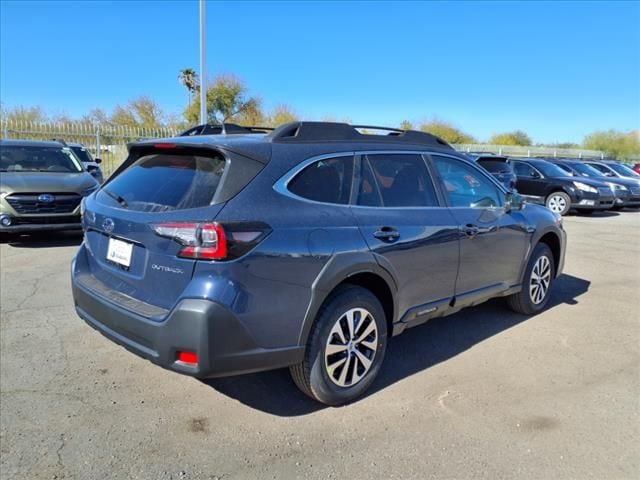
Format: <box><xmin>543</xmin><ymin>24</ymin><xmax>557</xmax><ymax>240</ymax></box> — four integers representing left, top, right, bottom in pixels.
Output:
<box><xmin>153</xmin><ymin>222</ymin><xmax>270</xmax><ymax>261</ymax></box>
<box><xmin>153</xmin><ymin>222</ymin><xmax>227</xmax><ymax>260</ymax></box>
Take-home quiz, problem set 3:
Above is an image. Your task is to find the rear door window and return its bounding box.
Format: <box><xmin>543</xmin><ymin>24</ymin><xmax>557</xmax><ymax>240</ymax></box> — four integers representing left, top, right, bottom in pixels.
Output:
<box><xmin>100</xmin><ymin>153</ymin><xmax>226</xmax><ymax>211</ymax></box>
<box><xmin>288</xmin><ymin>156</ymin><xmax>354</xmax><ymax>204</ymax></box>
<box><xmin>357</xmin><ymin>154</ymin><xmax>438</xmax><ymax>207</ymax></box>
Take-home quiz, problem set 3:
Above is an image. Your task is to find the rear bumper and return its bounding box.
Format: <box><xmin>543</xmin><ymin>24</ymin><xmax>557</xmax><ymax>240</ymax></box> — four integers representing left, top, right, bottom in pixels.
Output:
<box><xmin>71</xmin><ymin>258</ymin><xmax>304</xmax><ymax>378</ymax></box>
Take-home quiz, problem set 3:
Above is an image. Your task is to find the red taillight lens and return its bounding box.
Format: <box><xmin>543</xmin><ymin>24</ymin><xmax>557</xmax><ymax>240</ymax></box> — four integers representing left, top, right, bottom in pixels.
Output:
<box><xmin>177</xmin><ymin>351</ymin><xmax>198</xmax><ymax>365</ymax></box>
<box><xmin>153</xmin><ymin>222</ymin><xmax>227</xmax><ymax>260</ymax></box>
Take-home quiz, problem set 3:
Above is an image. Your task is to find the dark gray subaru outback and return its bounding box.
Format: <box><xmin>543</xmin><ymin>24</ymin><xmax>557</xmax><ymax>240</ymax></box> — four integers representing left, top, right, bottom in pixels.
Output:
<box><xmin>72</xmin><ymin>122</ymin><xmax>566</xmax><ymax>405</ymax></box>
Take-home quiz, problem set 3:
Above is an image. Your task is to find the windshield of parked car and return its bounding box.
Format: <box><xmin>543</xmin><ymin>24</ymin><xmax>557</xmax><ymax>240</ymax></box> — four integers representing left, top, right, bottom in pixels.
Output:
<box><xmin>70</xmin><ymin>146</ymin><xmax>94</xmax><ymax>163</ymax></box>
<box><xmin>607</xmin><ymin>162</ymin><xmax>640</xmax><ymax>177</ymax></box>
<box><xmin>532</xmin><ymin>161</ymin><xmax>569</xmax><ymax>178</ymax></box>
<box><xmin>570</xmin><ymin>162</ymin><xmax>605</xmax><ymax>177</ymax></box>
<box><xmin>0</xmin><ymin>145</ymin><xmax>83</xmax><ymax>172</ymax></box>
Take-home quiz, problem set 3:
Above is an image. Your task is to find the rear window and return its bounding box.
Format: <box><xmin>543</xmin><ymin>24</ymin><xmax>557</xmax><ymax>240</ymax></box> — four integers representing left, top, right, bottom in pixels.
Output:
<box><xmin>101</xmin><ymin>153</ymin><xmax>226</xmax><ymax>211</ymax></box>
<box><xmin>477</xmin><ymin>159</ymin><xmax>512</xmax><ymax>173</ymax></box>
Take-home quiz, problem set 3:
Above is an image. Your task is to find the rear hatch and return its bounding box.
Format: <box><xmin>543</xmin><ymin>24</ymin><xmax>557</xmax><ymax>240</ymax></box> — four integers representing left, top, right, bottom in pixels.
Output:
<box><xmin>80</xmin><ymin>143</ymin><xmax>264</xmax><ymax>316</ymax></box>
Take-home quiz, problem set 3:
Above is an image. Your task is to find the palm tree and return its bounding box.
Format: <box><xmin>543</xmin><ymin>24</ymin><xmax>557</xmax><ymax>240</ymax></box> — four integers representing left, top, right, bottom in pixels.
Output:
<box><xmin>178</xmin><ymin>68</ymin><xmax>199</xmax><ymax>109</ymax></box>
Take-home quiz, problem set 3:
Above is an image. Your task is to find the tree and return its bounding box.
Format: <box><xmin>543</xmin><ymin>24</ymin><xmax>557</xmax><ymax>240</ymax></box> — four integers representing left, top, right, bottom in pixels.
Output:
<box><xmin>178</xmin><ymin>68</ymin><xmax>199</xmax><ymax>109</ymax></box>
<box><xmin>267</xmin><ymin>104</ymin><xmax>298</xmax><ymax>127</ymax></box>
<box><xmin>0</xmin><ymin>105</ymin><xmax>47</xmax><ymax>124</ymax></box>
<box><xmin>583</xmin><ymin>129</ymin><xmax>640</xmax><ymax>161</ymax></box>
<box><xmin>399</xmin><ymin>120</ymin><xmax>414</xmax><ymax>130</ymax></box>
<box><xmin>184</xmin><ymin>74</ymin><xmax>262</xmax><ymax>125</ymax></box>
<box><xmin>110</xmin><ymin>96</ymin><xmax>166</xmax><ymax>129</ymax></box>
<box><xmin>489</xmin><ymin>130</ymin><xmax>532</xmax><ymax>146</ymax></box>
<box><xmin>419</xmin><ymin>119</ymin><xmax>476</xmax><ymax>144</ymax></box>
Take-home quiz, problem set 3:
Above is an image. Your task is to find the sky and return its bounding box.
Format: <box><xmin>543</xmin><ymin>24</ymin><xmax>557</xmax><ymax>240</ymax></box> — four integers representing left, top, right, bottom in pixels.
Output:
<box><xmin>1</xmin><ymin>0</ymin><xmax>639</xmax><ymax>144</ymax></box>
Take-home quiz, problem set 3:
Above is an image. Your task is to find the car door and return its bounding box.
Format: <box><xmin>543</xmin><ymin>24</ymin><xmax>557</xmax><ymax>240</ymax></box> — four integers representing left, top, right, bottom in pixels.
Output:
<box><xmin>350</xmin><ymin>152</ymin><xmax>460</xmax><ymax>320</ymax></box>
<box><xmin>511</xmin><ymin>160</ymin><xmax>547</xmax><ymax>202</ymax></box>
<box><xmin>429</xmin><ymin>154</ymin><xmax>531</xmax><ymax>305</ymax></box>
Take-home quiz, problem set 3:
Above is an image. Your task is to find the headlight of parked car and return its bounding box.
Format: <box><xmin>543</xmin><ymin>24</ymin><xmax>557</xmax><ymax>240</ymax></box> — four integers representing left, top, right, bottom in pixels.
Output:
<box><xmin>81</xmin><ymin>185</ymin><xmax>99</xmax><ymax>197</ymax></box>
<box><xmin>572</xmin><ymin>181</ymin><xmax>598</xmax><ymax>193</ymax></box>
<box><xmin>608</xmin><ymin>182</ymin><xmax>628</xmax><ymax>191</ymax></box>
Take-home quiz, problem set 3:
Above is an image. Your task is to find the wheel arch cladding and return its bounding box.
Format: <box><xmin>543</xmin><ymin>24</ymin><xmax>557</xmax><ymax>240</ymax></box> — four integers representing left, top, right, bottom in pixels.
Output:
<box><xmin>338</xmin><ymin>272</ymin><xmax>394</xmax><ymax>337</ymax></box>
<box><xmin>538</xmin><ymin>232</ymin><xmax>561</xmax><ymax>278</ymax></box>
<box><xmin>297</xmin><ymin>252</ymin><xmax>398</xmax><ymax>345</ymax></box>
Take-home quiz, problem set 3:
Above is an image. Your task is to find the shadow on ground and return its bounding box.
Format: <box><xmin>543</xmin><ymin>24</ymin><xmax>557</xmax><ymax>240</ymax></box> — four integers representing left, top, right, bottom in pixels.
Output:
<box><xmin>0</xmin><ymin>230</ymin><xmax>83</xmax><ymax>247</ymax></box>
<box><xmin>204</xmin><ymin>273</ymin><xmax>590</xmax><ymax>416</ymax></box>
<box><xmin>572</xmin><ymin>210</ymin><xmax>619</xmax><ymax>218</ymax></box>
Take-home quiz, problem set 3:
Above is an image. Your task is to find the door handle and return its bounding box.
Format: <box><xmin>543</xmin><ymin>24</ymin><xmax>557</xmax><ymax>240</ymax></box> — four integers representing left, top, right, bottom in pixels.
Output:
<box><xmin>461</xmin><ymin>224</ymin><xmax>494</xmax><ymax>236</ymax></box>
<box><xmin>373</xmin><ymin>227</ymin><xmax>400</xmax><ymax>242</ymax></box>
<box><xmin>461</xmin><ymin>224</ymin><xmax>479</xmax><ymax>236</ymax></box>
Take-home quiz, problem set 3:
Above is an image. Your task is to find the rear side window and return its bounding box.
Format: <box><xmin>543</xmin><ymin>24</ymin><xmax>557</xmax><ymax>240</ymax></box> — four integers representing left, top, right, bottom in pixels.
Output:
<box><xmin>101</xmin><ymin>153</ymin><xmax>226</xmax><ymax>211</ymax></box>
<box><xmin>288</xmin><ymin>156</ymin><xmax>354</xmax><ymax>204</ymax></box>
<box><xmin>357</xmin><ymin>154</ymin><xmax>438</xmax><ymax>207</ymax></box>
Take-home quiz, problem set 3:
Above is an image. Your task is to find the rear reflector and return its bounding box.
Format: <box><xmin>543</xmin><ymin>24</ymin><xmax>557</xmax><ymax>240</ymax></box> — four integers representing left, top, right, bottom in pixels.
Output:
<box><xmin>177</xmin><ymin>351</ymin><xmax>198</xmax><ymax>365</ymax></box>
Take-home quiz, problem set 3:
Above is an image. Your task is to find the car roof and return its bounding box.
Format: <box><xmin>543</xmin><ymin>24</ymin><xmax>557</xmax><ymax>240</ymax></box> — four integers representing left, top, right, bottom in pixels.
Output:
<box><xmin>0</xmin><ymin>139</ymin><xmax>69</xmax><ymax>148</ymax></box>
<box><xmin>133</xmin><ymin>121</ymin><xmax>458</xmax><ymax>165</ymax></box>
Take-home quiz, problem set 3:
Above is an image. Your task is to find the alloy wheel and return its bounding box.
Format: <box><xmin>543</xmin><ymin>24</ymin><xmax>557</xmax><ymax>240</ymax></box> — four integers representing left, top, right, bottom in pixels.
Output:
<box><xmin>547</xmin><ymin>195</ymin><xmax>567</xmax><ymax>213</ymax></box>
<box><xmin>529</xmin><ymin>255</ymin><xmax>551</xmax><ymax>304</ymax></box>
<box><xmin>324</xmin><ymin>308</ymin><xmax>378</xmax><ymax>387</ymax></box>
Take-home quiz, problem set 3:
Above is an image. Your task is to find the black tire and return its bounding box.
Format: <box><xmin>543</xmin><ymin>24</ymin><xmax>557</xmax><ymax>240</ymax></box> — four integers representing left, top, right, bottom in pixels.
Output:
<box><xmin>506</xmin><ymin>243</ymin><xmax>555</xmax><ymax>315</ymax></box>
<box><xmin>290</xmin><ymin>285</ymin><xmax>387</xmax><ymax>406</ymax></box>
<box><xmin>545</xmin><ymin>191</ymin><xmax>571</xmax><ymax>216</ymax></box>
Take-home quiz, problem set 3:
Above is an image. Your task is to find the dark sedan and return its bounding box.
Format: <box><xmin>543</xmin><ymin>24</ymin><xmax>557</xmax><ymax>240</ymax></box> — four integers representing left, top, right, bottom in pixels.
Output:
<box><xmin>547</xmin><ymin>159</ymin><xmax>640</xmax><ymax>209</ymax></box>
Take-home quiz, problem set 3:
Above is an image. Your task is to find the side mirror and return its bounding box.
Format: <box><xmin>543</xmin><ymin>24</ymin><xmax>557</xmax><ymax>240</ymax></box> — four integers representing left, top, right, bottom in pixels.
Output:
<box><xmin>94</xmin><ymin>158</ymin><xmax>102</xmax><ymax>164</ymax></box>
<box><xmin>505</xmin><ymin>192</ymin><xmax>525</xmax><ymax>212</ymax></box>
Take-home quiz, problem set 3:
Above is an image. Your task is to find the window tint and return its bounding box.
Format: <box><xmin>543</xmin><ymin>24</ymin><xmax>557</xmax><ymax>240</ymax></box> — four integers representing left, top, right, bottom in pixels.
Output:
<box><xmin>288</xmin><ymin>156</ymin><xmax>354</xmax><ymax>204</ymax></box>
<box><xmin>512</xmin><ymin>161</ymin><xmax>536</xmax><ymax>177</ymax></box>
<box><xmin>555</xmin><ymin>163</ymin><xmax>574</xmax><ymax>175</ymax></box>
<box><xmin>432</xmin><ymin>155</ymin><xmax>502</xmax><ymax>208</ymax></box>
<box><xmin>477</xmin><ymin>159</ymin><xmax>512</xmax><ymax>173</ymax></box>
<box><xmin>0</xmin><ymin>145</ymin><xmax>83</xmax><ymax>173</ymax></box>
<box><xmin>100</xmin><ymin>153</ymin><xmax>226</xmax><ymax>211</ymax></box>
<box><xmin>70</xmin><ymin>146</ymin><xmax>94</xmax><ymax>163</ymax></box>
<box><xmin>357</xmin><ymin>154</ymin><xmax>438</xmax><ymax>207</ymax></box>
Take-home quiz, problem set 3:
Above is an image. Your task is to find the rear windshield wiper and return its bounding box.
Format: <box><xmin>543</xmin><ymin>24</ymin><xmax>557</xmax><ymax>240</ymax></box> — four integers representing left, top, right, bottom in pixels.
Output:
<box><xmin>102</xmin><ymin>188</ymin><xmax>129</xmax><ymax>208</ymax></box>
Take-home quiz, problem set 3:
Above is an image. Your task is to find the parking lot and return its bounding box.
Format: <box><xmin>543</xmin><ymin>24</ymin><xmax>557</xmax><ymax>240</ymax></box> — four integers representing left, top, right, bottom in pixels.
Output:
<box><xmin>0</xmin><ymin>211</ymin><xmax>638</xmax><ymax>480</ymax></box>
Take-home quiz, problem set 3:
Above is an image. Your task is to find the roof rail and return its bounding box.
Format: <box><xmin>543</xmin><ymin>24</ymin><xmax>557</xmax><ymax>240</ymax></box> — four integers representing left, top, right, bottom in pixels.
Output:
<box><xmin>51</xmin><ymin>138</ymin><xmax>68</xmax><ymax>146</ymax></box>
<box><xmin>267</xmin><ymin>121</ymin><xmax>453</xmax><ymax>149</ymax></box>
<box><xmin>179</xmin><ymin>123</ymin><xmax>274</xmax><ymax>137</ymax></box>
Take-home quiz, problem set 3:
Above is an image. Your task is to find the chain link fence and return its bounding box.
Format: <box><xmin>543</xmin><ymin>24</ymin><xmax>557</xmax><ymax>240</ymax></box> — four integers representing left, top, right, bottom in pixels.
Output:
<box><xmin>1</xmin><ymin>120</ymin><xmax>178</xmax><ymax>175</ymax></box>
<box><xmin>1</xmin><ymin>120</ymin><xmax>606</xmax><ymax>176</ymax></box>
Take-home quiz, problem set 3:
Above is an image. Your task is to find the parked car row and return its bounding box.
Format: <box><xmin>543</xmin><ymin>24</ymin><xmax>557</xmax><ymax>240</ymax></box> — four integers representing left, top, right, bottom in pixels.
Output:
<box><xmin>467</xmin><ymin>153</ymin><xmax>640</xmax><ymax>216</ymax></box>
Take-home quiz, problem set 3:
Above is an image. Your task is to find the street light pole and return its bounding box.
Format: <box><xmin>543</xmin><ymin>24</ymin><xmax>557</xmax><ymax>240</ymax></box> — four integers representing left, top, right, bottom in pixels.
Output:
<box><xmin>199</xmin><ymin>0</ymin><xmax>207</xmax><ymax>125</ymax></box>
